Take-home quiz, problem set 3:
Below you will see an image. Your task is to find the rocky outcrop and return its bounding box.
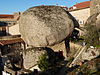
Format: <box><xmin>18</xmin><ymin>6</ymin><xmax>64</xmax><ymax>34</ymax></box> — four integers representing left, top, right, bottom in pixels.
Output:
<box><xmin>86</xmin><ymin>0</ymin><xmax>100</xmax><ymax>31</ymax></box>
<box><xmin>82</xmin><ymin>48</ymin><xmax>100</xmax><ymax>61</ymax></box>
<box><xmin>90</xmin><ymin>0</ymin><xmax>100</xmax><ymax>15</ymax></box>
<box><xmin>90</xmin><ymin>0</ymin><xmax>100</xmax><ymax>30</ymax></box>
<box><xmin>22</xmin><ymin>47</ymin><xmax>55</xmax><ymax>69</ymax></box>
<box><xmin>67</xmin><ymin>57</ymin><xmax>100</xmax><ymax>75</ymax></box>
<box><xmin>23</xmin><ymin>48</ymin><xmax>46</xmax><ymax>69</ymax></box>
<box><xmin>19</xmin><ymin>6</ymin><xmax>78</xmax><ymax>47</ymax></box>
<box><xmin>96</xmin><ymin>13</ymin><xmax>100</xmax><ymax>31</ymax></box>
<box><xmin>85</xmin><ymin>13</ymin><xmax>100</xmax><ymax>31</ymax></box>
<box><xmin>85</xmin><ymin>0</ymin><xmax>100</xmax><ymax>40</ymax></box>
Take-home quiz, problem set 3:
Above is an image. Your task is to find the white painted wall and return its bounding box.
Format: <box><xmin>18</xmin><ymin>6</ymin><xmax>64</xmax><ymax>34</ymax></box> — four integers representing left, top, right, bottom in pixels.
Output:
<box><xmin>69</xmin><ymin>8</ymin><xmax>90</xmax><ymax>36</ymax></box>
<box><xmin>69</xmin><ymin>8</ymin><xmax>90</xmax><ymax>27</ymax></box>
<box><xmin>9</xmin><ymin>23</ymin><xmax>20</xmax><ymax>35</ymax></box>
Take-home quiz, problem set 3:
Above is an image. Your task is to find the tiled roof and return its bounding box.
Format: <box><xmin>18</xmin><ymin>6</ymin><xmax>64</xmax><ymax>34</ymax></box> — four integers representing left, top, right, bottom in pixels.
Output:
<box><xmin>0</xmin><ymin>38</ymin><xmax>24</xmax><ymax>46</ymax></box>
<box><xmin>0</xmin><ymin>14</ymin><xmax>14</xmax><ymax>19</ymax></box>
<box><xmin>69</xmin><ymin>1</ymin><xmax>90</xmax><ymax>10</ymax></box>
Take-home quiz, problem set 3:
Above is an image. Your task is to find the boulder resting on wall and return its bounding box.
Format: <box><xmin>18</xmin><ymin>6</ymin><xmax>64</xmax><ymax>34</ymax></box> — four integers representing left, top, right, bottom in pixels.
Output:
<box><xmin>19</xmin><ymin>6</ymin><xmax>78</xmax><ymax>47</ymax></box>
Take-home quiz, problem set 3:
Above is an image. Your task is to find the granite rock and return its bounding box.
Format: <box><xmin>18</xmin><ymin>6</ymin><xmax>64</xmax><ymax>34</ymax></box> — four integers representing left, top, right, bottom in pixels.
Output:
<box><xmin>19</xmin><ymin>6</ymin><xmax>78</xmax><ymax>47</ymax></box>
<box><xmin>90</xmin><ymin>0</ymin><xmax>100</xmax><ymax>15</ymax></box>
<box><xmin>85</xmin><ymin>13</ymin><xmax>100</xmax><ymax>31</ymax></box>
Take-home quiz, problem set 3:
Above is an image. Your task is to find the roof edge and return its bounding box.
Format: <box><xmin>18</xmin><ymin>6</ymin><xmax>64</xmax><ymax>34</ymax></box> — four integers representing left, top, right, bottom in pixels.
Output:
<box><xmin>69</xmin><ymin>6</ymin><xmax>90</xmax><ymax>12</ymax></box>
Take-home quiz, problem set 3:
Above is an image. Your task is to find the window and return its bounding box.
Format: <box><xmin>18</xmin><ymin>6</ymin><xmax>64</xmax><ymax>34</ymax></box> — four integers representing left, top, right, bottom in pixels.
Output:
<box><xmin>79</xmin><ymin>20</ymin><xmax>84</xmax><ymax>24</ymax></box>
<box><xmin>0</xmin><ymin>27</ymin><xmax>6</xmax><ymax>36</ymax></box>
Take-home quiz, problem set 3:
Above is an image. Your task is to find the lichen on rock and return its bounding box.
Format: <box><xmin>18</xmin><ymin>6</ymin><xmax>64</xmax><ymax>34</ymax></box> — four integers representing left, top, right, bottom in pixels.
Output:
<box><xmin>19</xmin><ymin>6</ymin><xmax>77</xmax><ymax>47</ymax></box>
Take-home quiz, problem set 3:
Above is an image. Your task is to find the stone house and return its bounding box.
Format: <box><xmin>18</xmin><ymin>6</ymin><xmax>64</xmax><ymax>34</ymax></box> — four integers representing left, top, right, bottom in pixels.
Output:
<box><xmin>69</xmin><ymin>1</ymin><xmax>90</xmax><ymax>35</ymax></box>
<box><xmin>0</xmin><ymin>36</ymin><xmax>26</xmax><ymax>75</ymax></box>
<box><xmin>0</xmin><ymin>12</ymin><xmax>21</xmax><ymax>36</ymax></box>
<box><xmin>0</xmin><ymin>13</ymin><xmax>26</xmax><ymax>74</ymax></box>
<box><xmin>0</xmin><ymin>36</ymin><xmax>25</xmax><ymax>55</ymax></box>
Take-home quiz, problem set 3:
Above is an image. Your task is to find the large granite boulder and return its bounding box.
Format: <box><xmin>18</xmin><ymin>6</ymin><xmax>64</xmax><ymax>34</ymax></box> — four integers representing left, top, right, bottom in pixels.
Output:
<box><xmin>19</xmin><ymin>6</ymin><xmax>78</xmax><ymax>47</ymax></box>
<box><xmin>90</xmin><ymin>0</ymin><xmax>100</xmax><ymax>31</ymax></box>
<box><xmin>85</xmin><ymin>0</ymin><xmax>100</xmax><ymax>38</ymax></box>
<box><xmin>96</xmin><ymin>13</ymin><xmax>100</xmax><ymax>31</ymax></box>
<box><xmin>90</xmin><ymin>0</ymin><xmax>100</xmax><ymax>15</ymax></box>
<box><xmin>85</xmin><ymin>13</ymin><xmax>100</xmax><ymax>31</ymax></box>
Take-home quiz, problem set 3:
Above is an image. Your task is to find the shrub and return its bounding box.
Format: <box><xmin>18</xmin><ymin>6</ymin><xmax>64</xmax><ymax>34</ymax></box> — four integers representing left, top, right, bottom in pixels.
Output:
<box><xmin>38</xmin><ymin>53</ymin><xmax>50</xmax><ymax>71</ymax></box>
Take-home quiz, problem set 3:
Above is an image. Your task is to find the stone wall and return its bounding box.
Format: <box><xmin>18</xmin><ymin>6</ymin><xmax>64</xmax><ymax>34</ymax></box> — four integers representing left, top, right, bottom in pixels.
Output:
<box><xmin>22</xmin><ymin>48</ymin><xmax>47</xmax><ymax>69</ymax></box>
<box><xmin>49</xmin><ymin>41</ymin><xmax>67</xmax><ymax>58</ymax></box>
<box><xmin>22</xmin><ymin>41</ymin><xmax>82</xmax><ymax>69</ymax></box>
<box><xmin>49</xmin><ymin>41</ymin><xmax>82</xmax><ymax>58</ymax></box>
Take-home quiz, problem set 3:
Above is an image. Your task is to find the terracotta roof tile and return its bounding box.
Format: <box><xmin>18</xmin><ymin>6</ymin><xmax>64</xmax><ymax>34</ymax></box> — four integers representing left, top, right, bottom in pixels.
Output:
<box><xmin>69</xmin><ymin>1</ymin><xmax>90</xmax><ymax>10</ymax></box>
<box><xmin>0</xmin><ymin>14</ymin><xmax>14</xmax><ymax>19</ymax></box>
<box><xmin>0</xmin><ymin>38</ymin><xmax>24</xmax><ymax>46</ymax></box>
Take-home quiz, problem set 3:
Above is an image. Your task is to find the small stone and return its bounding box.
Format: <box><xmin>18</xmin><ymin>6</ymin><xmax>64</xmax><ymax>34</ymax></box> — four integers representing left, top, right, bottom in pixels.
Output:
<box><xmin>82</xmin><ymin>48</ymin><xmax>99</xmax><ymax>61</ymax></box>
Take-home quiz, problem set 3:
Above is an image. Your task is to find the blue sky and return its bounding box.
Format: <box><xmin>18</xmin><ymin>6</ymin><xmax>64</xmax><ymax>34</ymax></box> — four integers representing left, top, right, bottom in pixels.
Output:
<box><xmin>0</xmin><ymin>0</ymin><xmax>89</xmax><ymax>14</ymax></box>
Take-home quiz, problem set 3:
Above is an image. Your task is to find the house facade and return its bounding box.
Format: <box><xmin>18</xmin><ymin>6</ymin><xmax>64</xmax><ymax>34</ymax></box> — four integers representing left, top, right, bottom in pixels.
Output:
<box><xmin>69</xmin><ymin>1</ymin><xmax>90</xmax><ymax>36</ymax></box>
<box><xmin>69</xmin><ymin>1</ymin><xmax>90</xmax><ymax>27</ymax></box>
<box><xmin>0</xmin><ymin>12</ymin><xmax>21</xmax><ymax>36</ymax></box>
